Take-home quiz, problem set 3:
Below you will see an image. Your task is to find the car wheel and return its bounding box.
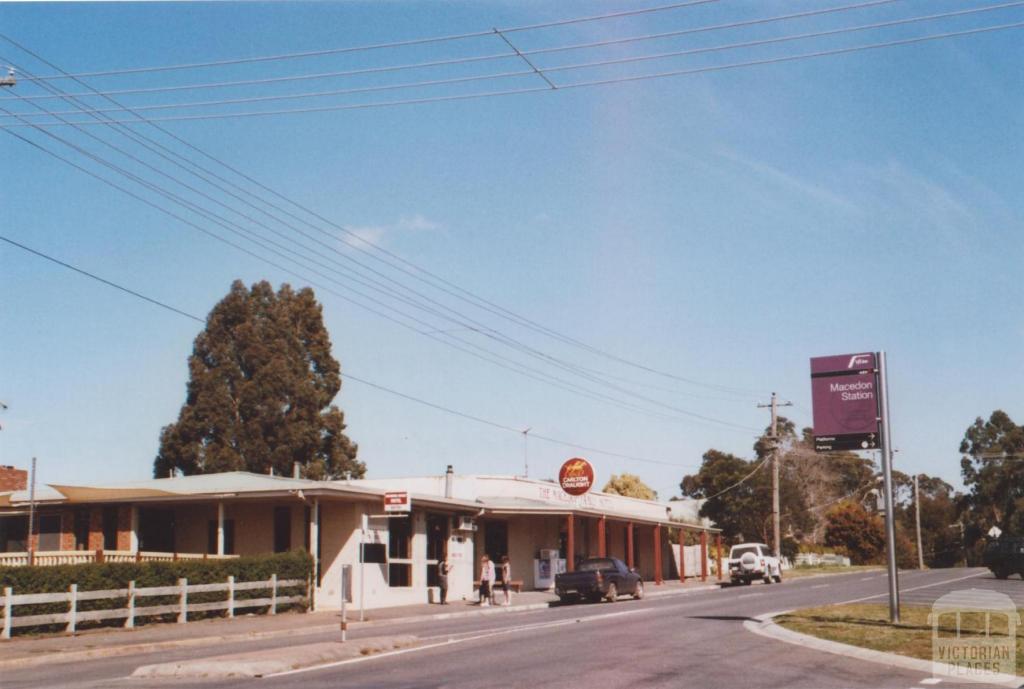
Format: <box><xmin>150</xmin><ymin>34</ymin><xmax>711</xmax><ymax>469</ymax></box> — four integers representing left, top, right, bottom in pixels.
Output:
<box><xmin>633</xmin><ymin>581</ymin><xmax>645</xmax><ymax>600</ymax></box>
<box><xmin>995</xmin><ymin>568</ymin><xmax>1010</xmax><ymax>580</ymax></box>
<box><xmin>763</xmin><ymin>574</ymin><xmax>772</xmax><ymax>584</ymax></box>
<box><xmin>606</xmin><ymin>582</ymin><xmax>618</xmax><ymax>602</ymax></box>
<box><xmin>743</xmin><ymin>578</ymin><xmax>752</xmax><ymax>586</ymax></box>
<box><xmin>774</xmin><ymin>571</ymin><xmax>783</xmax><ymax>583</ymax></box>
<box><xmin>558</xmin><ymin>595</ymin><xmax>573</xmax><ymax>605</ymax></box>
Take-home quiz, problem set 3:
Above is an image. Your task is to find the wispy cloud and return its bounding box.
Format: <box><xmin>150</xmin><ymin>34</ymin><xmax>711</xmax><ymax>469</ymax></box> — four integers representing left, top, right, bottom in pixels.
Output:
<box><xmin>346</xmin><ymin>214</ymin><xmax>443</xmax><ymax>248</ymax></box>
<box><xmin>716</xmin><ymin>147</ymin><xmax>859</xmax><ymax>213</ymax></box>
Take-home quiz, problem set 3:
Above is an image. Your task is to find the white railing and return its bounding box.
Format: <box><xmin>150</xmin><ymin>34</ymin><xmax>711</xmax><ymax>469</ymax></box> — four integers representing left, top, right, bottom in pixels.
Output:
<box><xmin>0</xmin><ymin>574</ymin><xmax>306</xmax><ymax>639</ymax></box>
<box><xmin>0</xmin><ymin>550</ymin><xmax>240</xmax><ymax>567</ymax></box>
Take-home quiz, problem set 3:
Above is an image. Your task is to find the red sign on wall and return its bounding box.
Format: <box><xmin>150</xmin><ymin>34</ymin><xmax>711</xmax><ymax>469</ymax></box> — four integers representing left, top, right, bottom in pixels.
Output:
<box><xmin>383</xmin><ymin>491</ymin><xmax>410</xmax><ymax>513</ymax></box>
<box><xmin>558</xmin><ymin>458</ymin><xmax>595</xmax><ymax>496</ymax></box>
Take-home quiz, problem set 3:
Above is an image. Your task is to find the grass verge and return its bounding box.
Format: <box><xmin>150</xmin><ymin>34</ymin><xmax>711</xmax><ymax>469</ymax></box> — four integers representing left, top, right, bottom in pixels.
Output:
<box><xmin>776</xmin><ymin>603</ymin><xmax>1024</xmax><ymax>675</ymax></box>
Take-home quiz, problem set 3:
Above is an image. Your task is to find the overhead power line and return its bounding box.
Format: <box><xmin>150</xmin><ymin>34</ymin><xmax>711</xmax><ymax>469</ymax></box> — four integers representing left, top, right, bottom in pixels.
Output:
<box><xmin>14</xmin><ymin>2</ymin><xmax>1024</xmax><ymax>119</ymax></box>
<box><xmin>0</xmin><ymin>234</ymin><xmax>204</xmax><ymax>323</ymax></box>
<box><xmin>699</xmin><ymin>458</ymin><xmax>769</xmax><ymax>501</ymax></box>
<box><xmin>0</xmin><ymin>36</ymin><xmax>771</xmax><ymax>402</ymax></box>
<box><xmin>0</xmin><ymin>231</ymin><xmax>700</xmax><ymax>469</ymax></box>
<box><xmin>0</xmin><ymin>99</ymin><xmax>758</xmax><ymax>432</ymax></box>
<box><xmin>2</xmin><ymin>0</ymin><xmax>903</xmax><ymax>101</ymax></box>
<box><xmin>6</xmin><ymin>19</ymin><xmax>1023</xmax><ymax>127</ymax></box>
<box><xmin>6</xmin><ymin>0</ymin><xmax>718</xmax><ymax>82</ymax></box>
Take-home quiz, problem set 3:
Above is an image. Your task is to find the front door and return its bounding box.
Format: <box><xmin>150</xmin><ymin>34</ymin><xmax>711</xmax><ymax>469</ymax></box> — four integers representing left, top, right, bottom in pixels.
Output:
<box><xmin>426</xmin><ymin>514</ymin><xmax>449</xmax><ymax>586</ymax></box>
<box><xmin>483</xmin><ymin>520</ymin><xmax>508</xmax><ymax>582</ymax></box>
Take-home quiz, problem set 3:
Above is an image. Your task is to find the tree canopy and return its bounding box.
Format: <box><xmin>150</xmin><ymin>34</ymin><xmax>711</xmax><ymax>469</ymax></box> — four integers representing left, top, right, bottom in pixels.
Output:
<box><xmin>154</xmin><ymin>280</ymin><xmax>363</xmax><ymax>480</ymax></box>
<box><xmin>602</xmin><ymin>473</ymin><xmax>657</xmax><ymax>500</ymax></box>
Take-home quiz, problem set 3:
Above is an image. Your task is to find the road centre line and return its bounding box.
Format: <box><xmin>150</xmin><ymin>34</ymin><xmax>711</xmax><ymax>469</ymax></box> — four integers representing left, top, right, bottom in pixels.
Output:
<box><xmin>836</xmin><ymin>570</ymin><xmax>985</xmax><ymax>606</ymax></box>
<box><xmin>810</xmin><ymin>584</ymin><xmax>830</xmax><ymax>589</ymax></box>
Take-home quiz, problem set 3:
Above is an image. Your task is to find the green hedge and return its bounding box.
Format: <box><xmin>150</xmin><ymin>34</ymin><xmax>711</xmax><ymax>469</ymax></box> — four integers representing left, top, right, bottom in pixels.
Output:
<box><xmin>1</xmin><ymin>550</ymin><xmax>312</xmax><ymax>635</ymax></box>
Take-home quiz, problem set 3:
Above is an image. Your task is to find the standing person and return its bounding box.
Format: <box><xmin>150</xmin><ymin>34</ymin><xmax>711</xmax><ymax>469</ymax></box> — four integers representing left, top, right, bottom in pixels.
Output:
<box><xmin>500</xmin><ymin>555</ymin><xmax>512</xmax><ymax>606</ymax></box>
<box><xmin>478</xmin><ymin>554</ymin><xmax>494</xmax><ymax>606</ymax></box>
<box><xmin>437</xmin><ymin>555</ymin><xmax>451</xmax><ymax>605</ymax></box>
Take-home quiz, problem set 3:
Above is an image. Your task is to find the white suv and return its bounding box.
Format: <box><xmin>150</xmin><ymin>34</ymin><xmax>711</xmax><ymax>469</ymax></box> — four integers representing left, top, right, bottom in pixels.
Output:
<box><xmin>728</xmin><ymin>543</ymin><xmax>782</xmax><ymax>585</ymax></box>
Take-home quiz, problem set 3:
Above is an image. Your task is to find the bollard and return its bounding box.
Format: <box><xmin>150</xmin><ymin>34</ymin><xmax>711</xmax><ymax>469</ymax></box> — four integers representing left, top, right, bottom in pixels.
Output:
<box><xmin>67</xmin><ymin>584</ymin><xmax>78</xmax><ymax>635</ymax></box>
<box><xmin>178</xmin><ymin>578</ymin><xmax>188</xmax><ymax>624</ymax></box>
<box><xmin>3</xmin><ymin>586</ymin><xmax>12</xmax><ymax>639</ymax></box>
<box><xmin>125</xmin><ymin>580</ymin><xmax>135</xmax><ymax>629</ymax></box>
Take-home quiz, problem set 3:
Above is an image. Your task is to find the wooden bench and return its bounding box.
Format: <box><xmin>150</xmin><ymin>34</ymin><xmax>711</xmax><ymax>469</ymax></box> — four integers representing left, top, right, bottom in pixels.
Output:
<box><xmin>473</xmin><ymin>579</ymin><xmax>524</xmax><ymax>593</ymax></box>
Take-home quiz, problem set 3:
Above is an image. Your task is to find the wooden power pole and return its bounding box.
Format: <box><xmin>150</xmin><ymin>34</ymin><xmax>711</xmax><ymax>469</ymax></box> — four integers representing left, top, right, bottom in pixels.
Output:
<box><xmin>914</xmin><ymin>474</ymin><xmax>925</xmax><ymax>569</ymax></box>
<box><xmin>758</xmin><ymin>392</ymin><xmax>792</xmax><ymax>559</ymax></box>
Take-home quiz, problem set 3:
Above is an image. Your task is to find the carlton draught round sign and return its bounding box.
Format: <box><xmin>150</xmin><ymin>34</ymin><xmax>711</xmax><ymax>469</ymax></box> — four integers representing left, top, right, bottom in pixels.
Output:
<box><xmin>559</xmin><ymin>457</ymin><xmax>594</xmax><ymax>496</ymax></box>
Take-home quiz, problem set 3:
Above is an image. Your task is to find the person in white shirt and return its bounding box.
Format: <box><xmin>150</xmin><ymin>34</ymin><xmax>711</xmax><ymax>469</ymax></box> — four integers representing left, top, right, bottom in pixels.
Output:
<box><xmin>479</xmin><ymin>555</ymin><xmax>495</xmax><ymax>606</ymax></box>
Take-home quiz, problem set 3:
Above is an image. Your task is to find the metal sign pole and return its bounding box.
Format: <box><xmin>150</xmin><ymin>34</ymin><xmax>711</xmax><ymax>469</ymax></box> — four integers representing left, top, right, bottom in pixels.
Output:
<box><xmin>340</xmin><ymin>565</ymin><xmax>348</xmax><ymax>642</ymax></box>
<box><xmin>876</xmin><ymin>350</ymin><xmax>901</xmax><ymax>623</ymax></box>
<box><xmin>359</xmin><ymin>514</ymin><xmax>366</xmax><ymax>622</ymax></box>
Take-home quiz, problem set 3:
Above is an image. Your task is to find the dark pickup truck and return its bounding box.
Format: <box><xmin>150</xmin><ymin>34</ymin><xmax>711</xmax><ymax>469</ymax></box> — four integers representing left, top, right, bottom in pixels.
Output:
<box><xmin>554</xmin><ymin>557</ymin><xmax>644</xmax><ymax>604</ymax></box>
<box><xmin>983</xmin><ymin>537</ymin><xmax>1024</xmax><ymax>579</ymax></box>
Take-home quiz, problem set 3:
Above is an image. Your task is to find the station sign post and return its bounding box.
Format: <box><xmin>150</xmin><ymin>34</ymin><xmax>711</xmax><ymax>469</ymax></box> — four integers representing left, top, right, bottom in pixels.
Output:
<box><xmin>810</xmin><ymin>351</ymin><xmax>900</xmax><ymax>623</ymax></box>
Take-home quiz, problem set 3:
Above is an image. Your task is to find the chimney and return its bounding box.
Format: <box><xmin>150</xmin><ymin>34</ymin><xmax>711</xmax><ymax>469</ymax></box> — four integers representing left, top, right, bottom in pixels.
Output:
<box><xmin>0</xmin><ymin>465</ymin><xmax>27</xmax><ymax>492</ymax></box>
<box><xmin>444</xmin><ymin>465</ymin><xmax>454</xmax><ymax>499</ymax></box>
<box><xmin>293</xmin><ymin>462</ymin><xmax>301</xmax><ymax>479</ymax></box>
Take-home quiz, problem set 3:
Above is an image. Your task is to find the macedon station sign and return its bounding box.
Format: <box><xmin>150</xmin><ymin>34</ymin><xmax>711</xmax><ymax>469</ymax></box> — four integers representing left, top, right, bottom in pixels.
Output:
<box><xmin>559</xmin><ymin>457</ymin><xmax>595</xmax><ymax>496</ymax></box>
<box><xmin>810</xmin><ymin>352</ymin><xmax>881</xmax><ymax>452</ymax></box>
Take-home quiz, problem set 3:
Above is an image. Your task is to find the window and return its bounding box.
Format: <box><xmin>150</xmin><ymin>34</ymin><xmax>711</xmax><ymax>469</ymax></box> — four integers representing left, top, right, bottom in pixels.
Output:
<box><xmin>207</xmin><ymin>519</ymin><xmax>236</xmax><ymax>555</ymax></box>
<box><xmin>139</xmin><ymin>508</ymin><xmax>176</xmax><ymax>552</ymax></box>
<box><xmin>426</xmin><ymin>514</ymin><xmax>448</xmax><ymax>587</ymax></box>
<box><xmin>74</xmin><ymin>508</ymin><xmax>90</xmax><ymax>550</ymax></box>
<box><xmin>0</xmin><ymin>516</ymin><xmax>28</xmax><ymax>552</ymax></box>
<box><xmin>273</xmin><ymin>506</ymin><xmax>291</xmax><ymax>553</ymax></box>
<box><xmin>388</xmin><ymin>517</ymin><xmax>411</xmax><ymax>559</ymax></box>
<box><xmin>483</xmin><ymin>520</ymin><xmax>508</xmax><ymax>581</ymax></box>
<box><xmin>578</xmin><ymin>558</ymin><xmax>615</xmax><ymax>572</ymax></box>
<box><xmin>102</xmin><ymin>506</ymin><xmax>119</xmax><ymax>550</ymax></box>
<box><xmin>388</xmin><ymin>516</ymin><xmax>412</xmax><ymax>587</ymax></box>
<box><xmin>38</xmin><ymin>515</ymin><xmax>61</xmax><ymax>551</ymax></box>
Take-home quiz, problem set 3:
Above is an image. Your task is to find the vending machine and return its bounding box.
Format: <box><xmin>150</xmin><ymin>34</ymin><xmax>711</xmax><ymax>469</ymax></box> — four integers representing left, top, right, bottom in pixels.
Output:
<box><xmin>533</xmin><ymin>549</ymin><xmax>566</xmax><ymax>590</ymax></box>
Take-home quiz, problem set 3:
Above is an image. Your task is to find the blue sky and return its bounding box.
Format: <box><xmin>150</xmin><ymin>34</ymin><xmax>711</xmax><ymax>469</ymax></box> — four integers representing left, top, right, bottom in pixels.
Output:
<box><xmin>0</xmin><ymin>1</ymin><xmax>1021</xmax><ymax>499</ymax></box>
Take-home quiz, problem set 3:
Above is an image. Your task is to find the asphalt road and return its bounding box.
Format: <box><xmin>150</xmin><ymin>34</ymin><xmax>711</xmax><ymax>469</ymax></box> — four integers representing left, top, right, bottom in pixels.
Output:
<box><xmin>2</xmin><ymin>567</ymin><xmax>1015</xmax><ymax>689</ymax></box>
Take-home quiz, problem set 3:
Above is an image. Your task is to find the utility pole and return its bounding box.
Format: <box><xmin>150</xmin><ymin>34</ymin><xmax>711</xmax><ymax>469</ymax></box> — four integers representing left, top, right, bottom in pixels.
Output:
<box><xmin>913</xmin><ymin>474</ymin><xmax>924</xmax><ymax>570</ymax></box>
<box><xmin>522</xmin><ymin>427</ymin><xmax>531</xmax><ymax>478</ymax></box>
<box><xmin>758</xmin><ymin>392</ymin><xmax>792</xmax><ymax>559</ymax></box>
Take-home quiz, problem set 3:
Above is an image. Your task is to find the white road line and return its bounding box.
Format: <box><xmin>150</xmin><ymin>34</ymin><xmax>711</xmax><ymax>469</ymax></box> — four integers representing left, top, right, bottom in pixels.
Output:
<box><xmin>837</xmin><ymin>570</ymin><xmax>985</xmax><ymax>606</ymax></box>
<box><xmin>919</xmin><ymin>678</ymin><xmax>942</xmax><ymax>685</ymax></box>
<box><xmin>810</xmin><ymin>584</ymin><xmax>830</xmax><ymax>589</ymax></box>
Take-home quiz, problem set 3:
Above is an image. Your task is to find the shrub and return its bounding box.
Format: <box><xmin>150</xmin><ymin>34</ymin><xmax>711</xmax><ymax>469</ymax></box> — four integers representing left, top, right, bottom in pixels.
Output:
<box><xmin>0</xmin><ymin>550</ymin><xmax>312</xmax><ymax>635</ymax></box>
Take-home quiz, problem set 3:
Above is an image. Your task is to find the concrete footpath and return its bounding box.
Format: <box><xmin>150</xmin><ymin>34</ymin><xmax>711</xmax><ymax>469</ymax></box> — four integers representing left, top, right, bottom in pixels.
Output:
<box><xmin>0</xmin><ymin>579</ymin><xmax>720</xmax><ymax>670</ymax></box>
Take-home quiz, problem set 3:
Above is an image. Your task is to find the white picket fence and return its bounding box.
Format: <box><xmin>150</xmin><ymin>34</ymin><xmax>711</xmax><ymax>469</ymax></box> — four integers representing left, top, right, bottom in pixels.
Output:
<box><xmin>0</xmin><ymin>574</ymin><xmax>306</xmax><ymax>639</ymax></box>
